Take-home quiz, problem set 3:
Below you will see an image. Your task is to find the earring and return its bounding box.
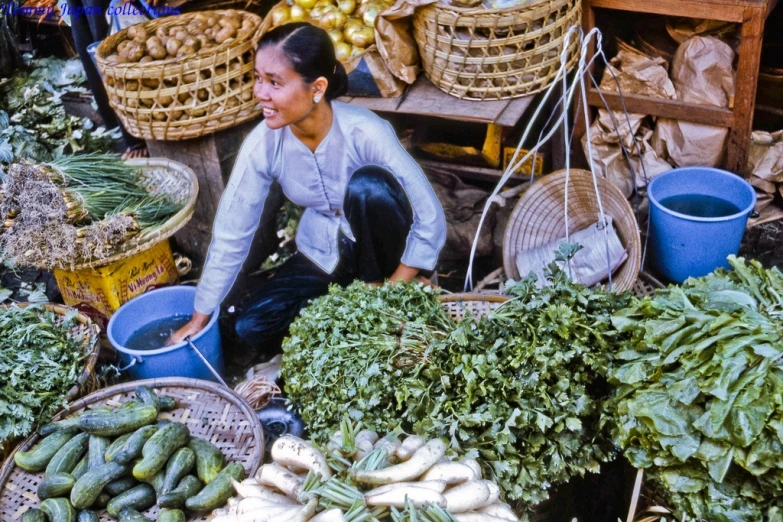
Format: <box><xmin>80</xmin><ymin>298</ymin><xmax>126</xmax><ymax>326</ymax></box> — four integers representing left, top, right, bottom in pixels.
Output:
<box><xmin>313</xmin><ymin>95</ymin><xmax>322</xmax><ymax>104</ymax></box>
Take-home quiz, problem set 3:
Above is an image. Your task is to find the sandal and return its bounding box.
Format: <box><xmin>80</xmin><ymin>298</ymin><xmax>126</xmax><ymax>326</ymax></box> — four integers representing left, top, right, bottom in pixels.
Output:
<box><xmin>122</xmin><ymin>143</ymin><xmax>149</xmax><ymax>160</ymax></box>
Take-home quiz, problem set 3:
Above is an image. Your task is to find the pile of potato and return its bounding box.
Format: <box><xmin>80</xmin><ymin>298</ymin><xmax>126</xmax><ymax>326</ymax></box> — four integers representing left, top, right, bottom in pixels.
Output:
<box><xmin>267</xmin><ymin>0</ymin><xmax>392</xmax><ymax>62</ymax></box>
<box><xmin>106</xmin><ymin>10</ymin><xmax>258</xmax><ymax>65</ymax></box>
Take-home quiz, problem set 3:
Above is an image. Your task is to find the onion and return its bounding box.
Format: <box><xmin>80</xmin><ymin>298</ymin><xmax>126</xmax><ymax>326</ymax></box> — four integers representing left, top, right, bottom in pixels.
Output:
<box><xmin>289</xmin><ymin>4</ymin><xmax>307</xmax><ymax>21</ymax></box>
<box><xmin>337</xmin><ymin>0</ymin><xmax>356</xmax><ymax>14</ymax></box>
<box><xmin>362</xmin><ymin>4</ymin><xmax>379</xmax><ymax>26</ymax></box>
<box><xmin>327</xmin><ymin>29</ymin><xmax>344</xmax><ymax>44</ymax></box>
<box><xmin>316</xmin><ymin>6</ymin><xmax>344</xmax><ymax>29</ymax></box>
<box><xmin>334</xmin><ymin>42</ymin><xmax>351</xmax><ymax>62</ymax></box>
<box><xmin>350</xmin><ymin>46</ymin><xmax>364</xmax><ymax>58</ymax></box>
<box><xmin>294</xmin><ymin>0</ymin><xmax>317</xmax><ymax>9</ymax></box>
<box><xmin>270</xmin><ymin>5</ymin><xmax>291</xmax><ymax>26</ymax></box>
<box><xmin>348</xmin><ymin>26</ymin><xmax>374</xmax><ymax>47</ymax></box>
<box><xmin>343</xmin><ymin>17</ymin><xmax>363</xmax><ymax>38</ymax></box>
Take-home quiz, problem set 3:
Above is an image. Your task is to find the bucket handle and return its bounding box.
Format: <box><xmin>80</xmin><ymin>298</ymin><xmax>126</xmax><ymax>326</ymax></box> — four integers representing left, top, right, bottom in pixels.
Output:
<box><xmin>184</xmin><ymin>336</ymin><xmax>229</xmax><ymax>387</ymax></box>
<box><xmin>117</xmin><ymin>356</ymin><xmax>141</xmax><ymax>372</ymax></box>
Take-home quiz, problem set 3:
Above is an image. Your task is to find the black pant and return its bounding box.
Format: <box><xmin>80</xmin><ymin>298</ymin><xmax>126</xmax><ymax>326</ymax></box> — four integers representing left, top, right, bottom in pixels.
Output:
<box><xmin>228</xmin><ymin>166</ymin><xmax>415</xmax><ymax>355</ymax></box>
<box><xmin>67</xmin><ymin>0</ymin><xmax>142</xmax><ymax>147</ymax></box>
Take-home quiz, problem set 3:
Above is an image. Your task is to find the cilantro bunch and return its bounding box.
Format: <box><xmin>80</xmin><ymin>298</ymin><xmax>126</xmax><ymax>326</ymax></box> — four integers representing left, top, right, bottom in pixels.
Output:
<box><xmin>606</xmin><ymin>256</ymin><xmax>783</xmax><ymax>522</ymax></box>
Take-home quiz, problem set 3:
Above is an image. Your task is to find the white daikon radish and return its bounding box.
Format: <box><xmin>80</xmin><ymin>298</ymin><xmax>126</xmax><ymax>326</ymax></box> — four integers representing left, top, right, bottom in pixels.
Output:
<box><xmin>227</xmin><ymin>498</ymin><xmax>240</xmax><ymax>508</ymax></box>
<box><xmin>354</xmin><ymin>431</ymin><xmax>379</xmax><ymax>460</ymax></box>
<box><xmin>478</xmin><ymin>503</ymin><xmax>518</xmax><ymax>522</ymax></box>
<box><xmin>461</xmin><ymin>459</ymin><xmax>482</xmax><ymax>479</ymax></box>
<box><xmin>238</xmin><ymin>498</ymin><xmax>298</xmax><ymax>516</ymax></box>
<box><xmin>481</xmin><ymin>482</ymin><xmax>501</xmax><ymax>509</ymax></box>
<box><xmin>212</xmin><ymin>514</ymin><xmax>240</xmax><ymax>522</ymax></box>
<box><xmin>352</xmin><ymin>439</ymin><xmax>445</xmax><ymax>485</ymax></box>
<box><xmin>309</xmin><ymin>508</ymin><xmax>347</xmax><ymax>522</ymax></box>
<box><xmin>256</xmin><ymin>462</ymin><xmax>305</xmax><ymax>498</ymax></box>
<box><xmin>238</xmin><ymin>506</ymin><xmax>303</xmax><ymax>522</ymax></box>
<box><xmin>327</xmin><ymin>432</ymin><xmax>343</xmax><ymax>453</ymax></box>
<box><xmin>420</xmin><ymin>462</ymin><xmax>476</xmax><ymax>484</ymax></box>
<box><xmin>395</xmin><ymin>435</ymin><xmax>426</xmax><ymax>461</ymax></box>
<box><xmin>453</xmin><ymin>514</ymin><xmax>512</xmax><ymax>522</ymax></box>
<box><xmin>271</xmin><ymin>435</ymin><xmax>332</xmax><ymax>479</ymax></box>
<box><xmin>288</xmin><ymin>497</ymin><xmax>318</xmax><ymax>522</ymax></box>
<box><xmin>444</xmin><ymin>480</ymin><xmax>491</xmax><ymax>513</ymax></box>
<box><xmin>364</xmin><ymin>486</ymin><xmax>447</xmax><ymax>508</ymax></box>
<box><xmin>364</xmin><ymin>480</ymin><xmax>448</xmax><ymax>496</ymax></box>
<box><xmin>232</xmin><ymin>478</ymin><xmax>298</xmax><ymax>504</ymax></box>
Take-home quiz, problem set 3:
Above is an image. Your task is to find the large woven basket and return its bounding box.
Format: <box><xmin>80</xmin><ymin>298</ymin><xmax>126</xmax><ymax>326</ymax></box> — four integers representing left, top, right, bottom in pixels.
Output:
<box><xmin>0</xmin><ymin>303</ymin><xmax>101</xmax><ymax>463</ymax></box>
<box><xmin>412</xmin><ymin>0</ymin><xmax>581</xmax><ymax>100</ymax></box>
<box><xmin>96</xmin><ymin>10</ymin><xmax>263</xmax><ymax>141</ymax></box>
<box><xmin>503</xmin><ymin>169</ymin><xmax>642</xmax><ymax>293</ymax></box>
<box><xmin>0</xmin><ymin>378</ymin><xmax>265</xmax><ymax>521</ymax></box>
<box><xmin>72</xmin><ymin>157</ymin><xmax>198</xmax><ymax>270</ymax></box>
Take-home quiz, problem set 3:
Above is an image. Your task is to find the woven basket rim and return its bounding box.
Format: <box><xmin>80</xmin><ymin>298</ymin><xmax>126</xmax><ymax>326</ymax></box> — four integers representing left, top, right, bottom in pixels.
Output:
<box><xmin>95</xmin><ymin>9</ymin><xmax>263</xmax><ymax>66</ymax></box>
<box><xmin>0</xmin><ymin>378</ymin><xmax>265</xmax><ymax>506</ymax></box>
<box><xmin>419</xmin><ymin>0</ymin><xmax>571</xmax><ymax>17</ymax></box>
<box><xmin>502</xmin><ymin>168</ymin><xmax>642</xmax><ymax>293</ymax></box>
<box><xmin>69</xmin><ymin>157</ymin><xmax>198</xmax><ymax>270</ymax></box>
<box><xmin>438</xmin><ymin>292</ymin><xmax>511</xmax><ymax>304</ymax></box>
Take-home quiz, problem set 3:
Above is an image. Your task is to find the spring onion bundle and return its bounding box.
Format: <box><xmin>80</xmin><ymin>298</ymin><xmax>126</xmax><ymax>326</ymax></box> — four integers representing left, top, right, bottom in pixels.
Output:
<box><xmin>0</xmin><ymin>153</ymin><xmax>182</xmax><ymax>268</ymax></box>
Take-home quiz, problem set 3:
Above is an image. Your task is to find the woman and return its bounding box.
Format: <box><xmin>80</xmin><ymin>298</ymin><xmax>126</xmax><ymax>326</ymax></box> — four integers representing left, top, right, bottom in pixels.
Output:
<box><xmin>169</xmin><ymin>22</ymin><xmax>446</xmax><ymax>355</ymax></box>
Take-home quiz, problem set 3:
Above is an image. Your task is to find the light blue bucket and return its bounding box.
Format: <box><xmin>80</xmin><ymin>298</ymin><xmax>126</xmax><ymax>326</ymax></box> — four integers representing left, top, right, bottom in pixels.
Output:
<box><xmin>648</xmin><ymin>167</ymin><xmax>757</xmax><ymax>283</ymax></box>
<box><xmin>107</xmin><ymin>286</ymin><xmax>224</xmax><ymax>382</ymax></box>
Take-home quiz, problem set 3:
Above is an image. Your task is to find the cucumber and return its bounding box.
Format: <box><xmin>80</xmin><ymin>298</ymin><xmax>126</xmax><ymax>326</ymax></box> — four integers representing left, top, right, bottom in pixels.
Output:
<box><xmin>105</xmin><ymin>433</ymin><xmax>133</xmax><ymax>462</ymax></box>
<box><xmin>46</xmin><ymin>432</ymin><xmax>90</xmax><ymax>477</ymax></box>
<box><xmin>158</xmin><ymin>396</ymin><xmax>177</xmax><ymax>411</ymax></box>
<box><xmin>117</xmin><ymin>400</ymin><xmax>141</xmax><ymax>410</ymax></box>
<box><xmin>92</xmin><ymin>492</ymin><xmax>111</xmax><ymax>509</ymax></box>
<box><xmin>184</xmin><ymin>461</ymin><xmax>246</xmax><ymax>513</ymax></box>
<box><xmin>14</xmin><ymin>429</ymin><xmax>80</xmax><ymax>472</ymax></box>
<box><xmin>134</xmin><ymin>386</ymin><xmax>159</xmax><ymax>410</ymax></box>
<box><xmin>39</xmin><ymin>407</ymin><xmax>111</xmax><ymax>436</ymax></box>
<box><xmin>77</xmin><ymin>510</ymin><xmax>99</xmax><ymax>522</ymax></box>
<box><xmin>140</xmin><ymin>469</ymin><xmax>166</xmax><ymax>497</ymax></box>
<box><xmin>71</xmin><ymin>455</ymin><xmax>89</xmax><ymax>480</ymax></box>
<box><xmin>158</xmin><ymin>508</ymin><xmax>186</xmax><ymax>522</ymax></box>
<box><xmin>162</xmin><ymin>447</ymin><xmax>195</xmax><ymax>493</ymax></box>
<box><xmin>105</xmin><ymin>476</ymin><xmax>139</xmax><ymax>496</ymax></box>
<box><xmin>106</xmin><ymin>484</ymin><xmax>156</xmax><ymax>518</ymax></box>
<box><xmin>87</xmin><ymin>436</ymin><xmax>110</xmax><ymax>470</ymax></box>
<box><xmin>112</xmin><ymin>425</ymin><xmax>158</xmax><ymax>465</ymax></box>
<box><xmin>40</xmin><ymin>498</ymin><xmax>77</xmax><ymax>522</ymax></box>
<box><xmin>118</xmin><ymin>508</ymin><xmax>153</xmax><ymax>522</ymax></box>
<box><xmin>21</xmin><ymin>508</ymin><xmax>46</xmax><ymax>522</ymax></box>
<box><xmin>188</xmin><ymin>437</ymin><xmax>226</xmax><ymax>484</ymax></box>
<box><xmin>132</xmin><ymin>422</ymin><xmax>189</xmax><ymax>481</ymax></box>
<box><xmin>78</xmin><ymin>405</ymin><xmax>158</xmax><ymax>437</ymax></box>
<box><xmin>157</xmin><ymin>475</ymin><xmax>203</xmax><ymax>509</ymax></box>
<box><xmin>71</xmin><ymin>461</ymin><xmax>129</xmax><ymax>509</ymax></box>
<box><xmin>38</xmin><ymin>472</ymin><xmax>76</xmax><ymax>500</ymax></box>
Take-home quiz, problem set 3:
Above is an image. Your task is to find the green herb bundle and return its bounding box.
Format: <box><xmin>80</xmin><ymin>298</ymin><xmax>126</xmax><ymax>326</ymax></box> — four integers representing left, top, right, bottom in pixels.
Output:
<box><xmin>282</xmin><ymin>281</ymin><xmax>454</xmax><ymax>443</ymax></box>
<box><xmin>0</xmin><ymin>305</ymin><xmax>90</xmax><ymax>450</ymax></box>
<box><xmin>606</xmin><ymin>256</ymin><xmax>783</xmax><ymax>522</ymax></box>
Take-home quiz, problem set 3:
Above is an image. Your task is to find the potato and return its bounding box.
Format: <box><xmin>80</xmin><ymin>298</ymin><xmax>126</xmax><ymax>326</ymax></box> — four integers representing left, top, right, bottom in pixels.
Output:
<box><xmin>226</xmin><ymin>96</ymin><xmax>240</xmax><ymax>108</ymax></box>
<box><xmin>174</xmin><ymin>29</ymin><xmax>188</xmax><ymax>42</ymax></box>
<box><xmin>106</xmin><ymin>76</ymin><xmax>116</xmax><ymax>86</ymax></box>
<box><xmin>155</xmin><ymin>26</ymin><xmax>169</xmax><ymax>40</ymax></box>
<box><xmin>240</xmin><ymin>90</ymin><xmax>253</xmax><ymax>102</ymax></box>
<box><xmin>127</xmin><ymin>24</ymin><xmax>147</xmax><ymax>41</ymax></box>
<box><xmin>126</xmin><ymin>79</ymin><xmax>140</xmax><ymax>90</ymax></box>
<box><xmin>172</xmin><ymin>109</ymin><xmax>184</xmax><ymax>119</ymax></box>
<box><xmin>126</xmin><ymin>44</ymin><xmax>144</xmax><ymax>62</ymax></box>
<box><xmin>197</xmin><ymin>89</ymin><xmax>209</xmax><ymax>101</ymax></box>
<box><xmin>229</xmin><ymin>79</ymin><xmax>240</xmax><ymax>90</ymax></box>
<box><xmin>117</xmin><ymin>39</ymin><xmax>131</xmax><ymax>53</ymax></box>
<box><xmin>205</xmin><ymin>27</ymin><xmax>215</xmax><ymax>38</ymax></box>
<box><xmin>152</xmin><ymin>111</ymin><xmax>167</xmax><ymax>121</ymax></box>
<box><xmin>166</xmin><ymin>38</ymin><xmax>182</xmax><ymax>56</ymax></box>
<box><xmin>139</xmin><ymin>98</ymin><xmax>154</xmax><ymax>108</ymax></box>
<box><xmin>185</xmin><ymin>107</ymin><xmax>207</xmax><ymax>117</ymax></box>
<box><xmin>148</xmin><ymin>45</ymin><xmax>167</xmax><ymax>60</ymax></box>
<box><xmin>159</xmin><ymin>95</ymin><xmax>174</xmax><ymax>106</ymax></box>
<box><xmin>106</xmin><ymin>54</ymin><xmax>120</xmax><ymax>65</ymax></box>
<box><xmin>183</xmin><ymin>72</ymin><xmax>198</xmax><ymax>83</ymax></box>
<box><xmin>141</xmin><ymin>78</ymin><xmax>159</xmax><ymax>89</ymax></box>
<box><xmin>213</xmin><ymin>83</ymin><xmax>225</xmax><ymax>96</ymax></box>
<box><xmin>206</xmin><ymin>16</ymin><xmax>217</xmax><ymax>27</ymax></box>
<box><xmin>215</xmin><ymin>25</ymin><xmax>236</xmax><ymax>44</ymax></box>
<box><xmin>241</xmin><ymin>19</ymin><xmax>255</xmax><ymax>32</ymax></box>
<box><xmin>215</xmin><ymin>65</ymin><xmax>228</xmax><ymax>77</ymax></box>
<box><xmin>118</xmin><ymin>46</ymin><xmax>130</xmax><ymax>59</ymax></box>
<box><xmin>196</xmin><ymin>34</ymin><xmax>210</xmax><ymax>48</ymax></box>
<box><xmin>183</xmin><ymin>35</ymin><xmax>201</xmax><ymax>50</ymax></box>
<box><xmin>178</xmin><ymin>92</ymin><xmax>191</xmax><ymax>103</ymax></box>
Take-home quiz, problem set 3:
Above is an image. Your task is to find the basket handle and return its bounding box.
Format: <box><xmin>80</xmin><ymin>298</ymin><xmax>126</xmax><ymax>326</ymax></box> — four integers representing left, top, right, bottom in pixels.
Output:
<box><xmin>117</xmin><ymin>356</ymin><xmax>140</xmax><ymax>372</ymax></box>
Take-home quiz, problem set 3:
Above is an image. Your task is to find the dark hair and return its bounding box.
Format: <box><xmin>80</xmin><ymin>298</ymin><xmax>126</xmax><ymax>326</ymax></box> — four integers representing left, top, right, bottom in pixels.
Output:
<box><xmin>258</xmin><ymin>22</ymin><xmax>348</xmax><ymax>101</ymax></box>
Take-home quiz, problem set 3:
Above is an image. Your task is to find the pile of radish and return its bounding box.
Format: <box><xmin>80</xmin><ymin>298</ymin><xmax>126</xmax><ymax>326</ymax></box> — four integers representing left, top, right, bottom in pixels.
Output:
<box><xmin>210</xmin><ymin>422</ymin><xmax>518</xmax><ymax>522</ymax></box>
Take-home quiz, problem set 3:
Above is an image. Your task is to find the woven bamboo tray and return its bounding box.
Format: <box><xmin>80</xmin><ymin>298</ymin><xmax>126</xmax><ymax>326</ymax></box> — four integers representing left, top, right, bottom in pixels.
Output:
<box><xmin>503</xmin><ymin>169</ymin><xmax>642</xmax><ymax>293</ymax></box>
<box><xmin>439</xmin><ymin>292</ymin><xmax>509</xmax><ymax>321</ymax></box>
<box><xmin>96</xmin><ymin>10</ymin><xmax>263</xmax><ymax>141</ymax></box>
<box><xmin>0</xmin><ymin>378</ymin><xmax>265</xmax><ymax>521</ymax></box>
<box><xmin>0</xmin><ymin>303</ymin><xmax>101</xmax><ymax>463</ymax></box>
<box><xmin>412</xmin><ymin>0</ymin><xmax>581</xmax><ymax>100</ymax></box>
<box><xmin>72</xmin><ymin>157</ymin><xmax>198</xmax><ymax>270</ymax></box>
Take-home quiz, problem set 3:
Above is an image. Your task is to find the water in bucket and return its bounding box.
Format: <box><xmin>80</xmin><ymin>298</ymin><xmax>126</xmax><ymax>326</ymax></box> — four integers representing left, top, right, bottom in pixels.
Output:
<box><xmin>125</xmin><ymin>314</ymin><xmax>191</xmax><ymax>352</ymax></box>
<box><xmin>659</xmin><ymin>194</ymin><xmax>742</xmax><ymax>218</ymax></box>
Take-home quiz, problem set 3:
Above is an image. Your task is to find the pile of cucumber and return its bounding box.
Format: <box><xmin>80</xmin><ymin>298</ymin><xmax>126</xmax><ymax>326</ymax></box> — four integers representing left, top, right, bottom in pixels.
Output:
<box><xmin>13</xmin><ymin>386</ymin><xmax>246</xmax><ymax>522</ymax></box>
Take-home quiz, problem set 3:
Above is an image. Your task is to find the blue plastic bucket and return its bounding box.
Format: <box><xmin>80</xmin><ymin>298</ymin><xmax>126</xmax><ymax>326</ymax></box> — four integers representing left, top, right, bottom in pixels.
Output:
<box><xmin>107</xmin><ymin>286</ymin><xmax>224</xmax><ymax>382</ymax></box>
<box><xmin>648</xmin><ymin>167</ymin><xmax>757</xmax><ymax>283</ymax></box>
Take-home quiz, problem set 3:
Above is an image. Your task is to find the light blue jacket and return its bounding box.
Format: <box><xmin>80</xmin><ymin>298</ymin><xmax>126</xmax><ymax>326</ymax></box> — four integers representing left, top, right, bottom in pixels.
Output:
<box><xmin>194</xmin><ymin>102</ymin><xmax>446</xmax><ymax>315</ymax></box>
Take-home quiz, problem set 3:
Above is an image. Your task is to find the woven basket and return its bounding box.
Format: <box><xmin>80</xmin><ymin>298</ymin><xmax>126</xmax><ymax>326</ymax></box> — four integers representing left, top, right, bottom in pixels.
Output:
<box><xmin>96</xmin><ymin>10</ymin><xmax>263</xmax><ymax>141</ymax></box>
<box><xmin>439</xmin><ymin>292</ymin><xmax>510</xmax><ymax>320</ymax></box>
<box><xmin>412</xmin><ymin>0</ymin><xmax>581</xmax><ymax>100</ymax></box>
<box><xmin>0</xmin><ymin>303</ymin><xmax>100</xmax><ymax>463</ymax></box>
<box><xmin>503</xmin><ymin>169</ymin><xmax>642</xmax><ymax>293</ymax></box>
<box><xmin>72</xmin><ymin>157</ymin><xmax>198</xmax><ymax>270</ymax></box>
<box><xmin>0</xmin><ymin>378</ymin><xmax>265</xmax><ymax>521</ymax></box>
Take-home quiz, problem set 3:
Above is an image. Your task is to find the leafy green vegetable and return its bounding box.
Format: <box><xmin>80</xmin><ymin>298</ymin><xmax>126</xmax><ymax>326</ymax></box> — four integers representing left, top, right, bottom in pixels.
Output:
<box><xmin>283</xmin><ymin>245</ymin><xmax>631</xmax><ymax>507</ymax></box>
<box><xmin>260</xmin><ymin>201</ymin><xmax>303</xmax><ymax>271</ymax></box>
<box><xmin>606</xmin><ymin>256</ymin><xmax>783</xmax><ymax>522</ymax></box>
<box><xmin>0</xmin><ymin>304</ymin><xmax>90</xmax><ymax>450</ymax></box>
<box><xmin>0</xmin><ymin>55</ymin><xmax>119</xmax><ymax>162</ymax></box>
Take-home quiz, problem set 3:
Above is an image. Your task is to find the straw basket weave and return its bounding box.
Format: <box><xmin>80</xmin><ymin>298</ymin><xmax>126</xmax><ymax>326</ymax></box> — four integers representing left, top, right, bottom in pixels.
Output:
<box><xmin>0</xmin><ymin>378</ymin><xmax>265</xmax><ymax>521</ymax></box>
<box><xmin>96</xmin><ymin>10</ymin><xmax>263</xmax><ymax>141</ymax></box>
<box><xmin>439</xmin><ymin>292</ymin><xmax>509</xmax><ymax>321</ymax></box>
<box><xmin>0</xmin><ymin>303</ymin><xmax>100</xmax><ymax>463</ymax></box>
<box><xmin>412</xmin><ymin>0</ymin><xmax>581</xmax><ymax>100</ymax></box>
<box><xmin>72</xmin><ymin>157</ymin><xmax>198</xmax><ymax>270</ymax></box>
<box><xmin>503</xmin><ymin>169</ymin><xmax>641</xmax><ymax>293</ymax></box>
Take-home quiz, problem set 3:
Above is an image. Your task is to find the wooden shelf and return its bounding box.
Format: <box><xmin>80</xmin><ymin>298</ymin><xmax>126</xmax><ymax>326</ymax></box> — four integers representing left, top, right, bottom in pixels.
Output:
<box><xmin>339</xmin><ymin>75</ymin><xmax>535</xmax><ymax>127</ymax></box>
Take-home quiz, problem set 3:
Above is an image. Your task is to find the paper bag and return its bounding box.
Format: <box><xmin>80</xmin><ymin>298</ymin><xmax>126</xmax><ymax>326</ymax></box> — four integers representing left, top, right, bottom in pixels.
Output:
<box><xmin>652</xmin><ymin>36</ymin><xmax>735</xmax><ymax>168</ymax></box>
<box><xmin>745</xmin><ymin>130</ymin><xmax>783</xmax><ymax>226</ymax></box>
<box><xmin>375</xmin><ymin>0</ymin><xmax>438</xmax><ymax>84</ymax></box>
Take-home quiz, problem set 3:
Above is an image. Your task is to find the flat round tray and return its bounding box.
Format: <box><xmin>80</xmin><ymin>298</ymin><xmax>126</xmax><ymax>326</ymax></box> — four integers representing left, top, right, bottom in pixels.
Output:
<box><xmin>0</xmin><ymin>377</ymin><xmax>265</xmax><ymax>521</ymax></box>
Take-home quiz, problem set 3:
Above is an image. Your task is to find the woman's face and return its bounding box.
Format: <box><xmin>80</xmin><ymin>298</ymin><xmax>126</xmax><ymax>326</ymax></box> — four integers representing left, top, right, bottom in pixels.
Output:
<box><xmin>254</xmin><ymin>45</ymin><xmax>320</xmax><ymax>130</ymax></box>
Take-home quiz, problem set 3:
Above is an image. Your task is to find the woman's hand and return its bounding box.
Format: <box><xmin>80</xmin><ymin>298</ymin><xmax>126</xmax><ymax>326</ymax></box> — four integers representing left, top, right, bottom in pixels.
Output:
<box><xmin>166</xmin><ymin>311</ymin><xmax>211</xmax><ymax>346</ymax></box>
